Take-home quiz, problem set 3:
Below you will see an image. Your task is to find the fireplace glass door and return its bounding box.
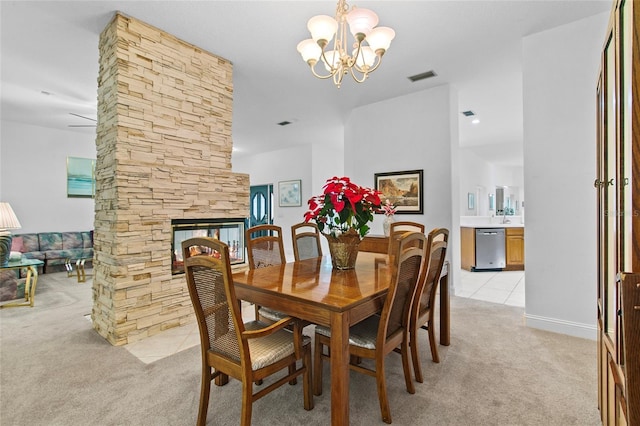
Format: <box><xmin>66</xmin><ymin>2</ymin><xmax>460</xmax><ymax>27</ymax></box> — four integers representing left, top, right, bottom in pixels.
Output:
<box><xmin>172</xmin><ymin>219</ymin><xmax>246</xmax><ymax>274</ymax></box>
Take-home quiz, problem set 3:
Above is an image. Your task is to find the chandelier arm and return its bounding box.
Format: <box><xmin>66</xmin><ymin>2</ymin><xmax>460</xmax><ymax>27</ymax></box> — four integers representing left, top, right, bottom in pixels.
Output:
<box><xmin>350</xmin><ymin>37</ymin><xmax>364</xmax><ymax>68</ymax></box>
<box><xmin>348</xmin><ymin>66</ymin><xmax>369</xmax><ymax>84</ymax></box>
<box><xmin>333</xmin><ymin>69</ymin><xmax>346</xmax><ymax>88</ymax></box>
<box><xmin>352</xmin><ymin>53</ymin><xmax>383</xmax><ymax>75</ymax></box>
<box><xmin>367</xmin><ymin>53</ymin><xmax>385</xmax><ymax>73</ymax></box>
<box><xmin>309</xmin><ymin>63</ymin><xmax>338</xmax><ymax>80</ymax></box>
<box><xmin>319</xmin><ymin>49</ymin><xmax>341</xmax><ymax>75</ymax></box>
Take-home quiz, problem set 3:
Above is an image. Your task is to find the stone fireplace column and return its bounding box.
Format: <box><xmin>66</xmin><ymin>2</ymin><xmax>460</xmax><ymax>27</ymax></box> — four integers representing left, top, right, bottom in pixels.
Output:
<box><xmin>93</xmin><ymin>13</ymin><xmax>249</xmax><ymax>346</ymax></box>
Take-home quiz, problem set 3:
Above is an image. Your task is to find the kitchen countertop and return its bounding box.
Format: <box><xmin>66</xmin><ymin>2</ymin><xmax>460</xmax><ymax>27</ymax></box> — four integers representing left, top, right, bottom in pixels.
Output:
<box><xmin>460</xmin><ymin>223</ymin><xmax>524</xmax><ymax>228</ymax></box>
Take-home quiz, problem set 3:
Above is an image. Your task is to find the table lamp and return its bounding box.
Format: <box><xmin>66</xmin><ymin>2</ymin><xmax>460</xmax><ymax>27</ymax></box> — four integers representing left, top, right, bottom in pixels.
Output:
<box><xmin>0</xmin><ymin>202</ymin><xmax>22</xmax><ymax>267</ymax></box>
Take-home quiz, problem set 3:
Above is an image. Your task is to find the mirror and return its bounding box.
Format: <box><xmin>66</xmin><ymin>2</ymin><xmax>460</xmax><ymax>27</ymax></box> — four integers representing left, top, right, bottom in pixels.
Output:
<box><xmin>496</xmin><ymin>186</ymin><xmax>519</xmax><ymax>215</ymax></box>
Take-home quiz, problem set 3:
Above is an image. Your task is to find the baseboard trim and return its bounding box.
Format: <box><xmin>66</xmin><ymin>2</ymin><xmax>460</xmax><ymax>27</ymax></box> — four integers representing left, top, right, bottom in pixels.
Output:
<box><xmin>525</xmin><ymin>313</ymin><xmax>597</xmax><ymax>340</ymax></box>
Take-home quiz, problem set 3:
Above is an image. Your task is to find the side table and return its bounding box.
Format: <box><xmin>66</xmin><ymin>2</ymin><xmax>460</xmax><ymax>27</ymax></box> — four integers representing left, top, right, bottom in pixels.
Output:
<box><xmin>0</xmin><ymin>258</ymin><xmax>44</xmax><ymax>308</ymax></box>
<box><xmin>65</xmin><ymin>258</ymin><xmax>90</xmax><ymax>283</ymax></box>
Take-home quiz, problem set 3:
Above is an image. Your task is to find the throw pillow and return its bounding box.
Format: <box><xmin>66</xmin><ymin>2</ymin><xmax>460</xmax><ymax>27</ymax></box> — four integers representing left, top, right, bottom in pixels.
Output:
<box><xmin>10</xmin><ymin>236</ymin><xmax>24</xmax><ymax>253</ymax></box>
<box><xmin>9</xmin><ymin>251</ymin><xmax>22</xmax><ymax>261</ymax></box>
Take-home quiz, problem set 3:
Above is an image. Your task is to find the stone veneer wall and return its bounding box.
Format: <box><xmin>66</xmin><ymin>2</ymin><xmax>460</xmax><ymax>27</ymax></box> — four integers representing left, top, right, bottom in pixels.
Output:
<box><xmin>93</xmin><ymin>13</ymin><xmax>249</xmax><ymax>346</ymax></box>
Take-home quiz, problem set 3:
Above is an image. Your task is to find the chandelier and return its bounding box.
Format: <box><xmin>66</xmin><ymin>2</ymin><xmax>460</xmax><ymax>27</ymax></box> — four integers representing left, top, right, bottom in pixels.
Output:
<box><xmin>296</xmin><ymin>0</ymin><xmax>395</xmax><ymax>88</ymax></box>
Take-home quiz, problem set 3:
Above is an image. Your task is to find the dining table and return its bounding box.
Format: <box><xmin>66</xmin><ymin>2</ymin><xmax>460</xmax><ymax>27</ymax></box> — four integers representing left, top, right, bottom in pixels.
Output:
<box><xmin>232</xmin><ymin>251</ymin><xmax>450</xmax><ymax>425</ymax></box>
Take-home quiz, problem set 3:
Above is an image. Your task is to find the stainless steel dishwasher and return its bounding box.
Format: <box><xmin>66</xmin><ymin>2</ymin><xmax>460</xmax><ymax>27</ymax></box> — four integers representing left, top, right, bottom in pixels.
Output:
<box><xmin>475</xmin><ymin>228</ymin><xmax>506</xmax><ymax>270</ymax></box>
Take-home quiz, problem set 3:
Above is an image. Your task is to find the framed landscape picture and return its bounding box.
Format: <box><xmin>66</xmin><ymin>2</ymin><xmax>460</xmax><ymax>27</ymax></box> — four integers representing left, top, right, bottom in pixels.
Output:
<box><xmin>374</xmin><ymin>169</ymin><xmax>423</xmax><ymax>214</ymax></box>
<box><xmin>67</xmin><ymin>157</ymin><xmax>95</xmax><ymax>198</ymax></box>
<box><xmin>278</xmin><ymin>179</ymin><xmax>302</xmax><ymax>207</ymax></box>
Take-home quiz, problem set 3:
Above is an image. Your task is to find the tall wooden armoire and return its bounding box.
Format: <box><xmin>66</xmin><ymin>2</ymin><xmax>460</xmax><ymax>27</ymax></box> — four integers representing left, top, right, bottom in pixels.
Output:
<box><xmin>596</xmin><ymin>0</ymin><xmax>640</xmax><ymax>424</ymax></box>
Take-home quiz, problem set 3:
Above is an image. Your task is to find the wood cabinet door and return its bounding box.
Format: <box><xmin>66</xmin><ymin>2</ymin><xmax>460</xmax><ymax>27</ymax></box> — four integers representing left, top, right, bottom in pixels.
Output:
<box><xmin>460</xmin><ymin>227</ymin><xmax>476</xmax><ymax>271</ymax></box>
<box><xmin>505</xmin><ymin>228</ymin><xmax>524</xmax><ymax>269</ymax></box>
<box><xmin>597</xmin><ymin>1</ymin><xmax>639</xmax><ymax>424</ymax></box>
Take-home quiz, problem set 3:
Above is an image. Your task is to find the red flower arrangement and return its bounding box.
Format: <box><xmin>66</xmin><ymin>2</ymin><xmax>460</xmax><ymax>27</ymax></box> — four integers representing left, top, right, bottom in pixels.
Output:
<box><xmin>304</xmin><ymin>176</ymin><xmax>382</xmax><ymax>238</ymax></box>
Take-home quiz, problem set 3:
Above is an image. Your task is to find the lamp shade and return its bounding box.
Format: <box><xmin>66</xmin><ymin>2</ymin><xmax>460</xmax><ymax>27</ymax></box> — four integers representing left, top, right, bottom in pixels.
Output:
<box><xmin>346</xmin><ymin>7</ymin><xmax>378</xmax><ymax>37</ymax></box>
<box><xmin>0</xmin><ymin>202</ymin><xmax>21</xmax><ymax>230</ymax></box>
<box><xmin>321</xmin><ymin>50</ymin><xmax>341</xmax><ymax>72</ymax></box>
<box><xmin>366</xmin><ymin>27</ymin><xmax>395</xmax><ymax>53</ymax></box>
<box><xmin>307</xmin><ymin>15</ymin><xmax>338</xmax><ymax>44</ymax></box>
<box><xmin>353</xmin><ymin>46</ymin><xmax>376</xmax><ymax>68</ymax></box>
<box><xmin>297</xmin><ymin>39</ymin><xmax>322</xmax><ymax>63</ymax></box>
<box><xmin>0</xmin><ymin>202</ymin><xmax>20</xmax><ymax>267</ymax></box>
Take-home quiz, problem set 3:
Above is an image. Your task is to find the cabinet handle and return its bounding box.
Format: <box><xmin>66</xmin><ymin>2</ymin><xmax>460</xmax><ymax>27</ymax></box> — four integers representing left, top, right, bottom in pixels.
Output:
<box><xmin>607</xmin><ymin>178</ymin><xmax>614</xmax><ymax>186</ymax></box>
<box><xmin>624</xmin><ymin>177</ymin><xmax>629</xmax><ymax>186</ymax></box>
<box><xmin>594</xmin><ymin>179</ymin><xmax>602</xmax><ymax>188</ymax></box>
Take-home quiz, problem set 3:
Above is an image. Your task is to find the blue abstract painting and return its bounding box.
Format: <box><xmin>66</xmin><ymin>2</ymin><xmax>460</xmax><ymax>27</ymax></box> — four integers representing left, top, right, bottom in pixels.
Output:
<box><xmin>67</xmin><ymin>157</ymin><xmax>95</xmax><ymax>198</ymax></box>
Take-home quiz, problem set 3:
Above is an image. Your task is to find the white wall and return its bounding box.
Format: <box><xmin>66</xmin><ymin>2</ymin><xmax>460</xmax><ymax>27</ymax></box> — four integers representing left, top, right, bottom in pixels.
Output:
<box><xmin>459</xmin><ymin>149</ymin><xmax>493</xmax><ymax>216</ymax></box>
<box><xmin>234</xmin><ymin>85</ymin><xmax>460</xmax><ymax>289</ymax></box>
<box><xmin>0</xmin><ymin>121</ymin><xmax>96</xmax><ymax>233</ymax></box>
<box><xmin>232</xmin><ymin>129</ymin><xmax>346</xmax><ymax>261</ymax></box>
<box><xmin>522</xmin><ymin>12</ymin><xmax>609</xmax><ymax>339</ymax></box>
<box><xmin>233</xmin><ymin>144</ymin><xmax>318</xmax><ymax>261</ymax></box>
<box><xmin>0</xmin><ymin>11</ymin><xmax>609</xmax><ymax>342</ymax></box>
<box><xmin>345</xmin><ymin>84</ymin><xmax>460</xmax><ymax>286</ymax></box>
<box><xmin>459</xmin><ymin>149</ymin><xmax>524</xmax><ymax>217</ymax></box>
<box><xmin>345</xmin><ymin>85</ymin><xmax>456</xmax><ymax>232</ymax></box>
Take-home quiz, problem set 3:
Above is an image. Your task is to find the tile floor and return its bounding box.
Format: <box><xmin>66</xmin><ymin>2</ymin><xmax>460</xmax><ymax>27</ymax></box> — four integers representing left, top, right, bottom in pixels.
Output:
<box><xmin>456</xmin><ymin>268</ymin><xmax>525</xmax><ymax>307</ymax></box>
<box><xmin>124</xmin><ymin>269</ymin><xmax>525</xmax><ymax>364</ymax></box>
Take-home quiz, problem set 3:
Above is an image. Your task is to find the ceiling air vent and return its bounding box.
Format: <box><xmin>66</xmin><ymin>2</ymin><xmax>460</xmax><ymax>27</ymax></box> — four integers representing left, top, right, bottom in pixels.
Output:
<box><xmin>277</xmin><ymin>121</ymin><xmax>292</xmax><ymax>126</ymax></box>
<box><xmin>407</xmin><ymin>70</ymin><xmax>437</xmax><ymax>82</ymax></box>
<box><xmin>461</xmin><ymin>110</ymin><xmax>475</xmax><ymax>117</ymax></box>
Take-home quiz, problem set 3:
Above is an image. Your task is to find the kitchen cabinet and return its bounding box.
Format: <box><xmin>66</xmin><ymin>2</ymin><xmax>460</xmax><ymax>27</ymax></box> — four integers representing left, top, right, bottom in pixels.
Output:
<box><xmin>505</xmin><ymin>227</ymin><xmax>524</xmax><ymax>271</ymax></box>
<box><xmin>595</xmin><ymin>1</ymin><xmax>640</xmax><ymax>424</ymax></box>
<box><xmin>460</xmin><ymin>227</ymin><xmax>476</xmax><ymax>271</ymax></box>
<box><xmin>460</xmin><ymin>226</ymin><xmax>524</xmax><ymax>271</ymax></box>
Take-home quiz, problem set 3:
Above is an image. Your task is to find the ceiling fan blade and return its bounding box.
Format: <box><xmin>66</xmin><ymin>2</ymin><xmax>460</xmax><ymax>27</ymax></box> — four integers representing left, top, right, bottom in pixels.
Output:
<box><xmin>69</xmin><ymin>112</ymin><xmax>97</xmax><ymax>122</ymax></box>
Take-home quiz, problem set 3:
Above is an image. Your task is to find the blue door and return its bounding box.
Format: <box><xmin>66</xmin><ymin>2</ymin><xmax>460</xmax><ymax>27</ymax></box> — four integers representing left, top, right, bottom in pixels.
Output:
<box><xmin>249</xmin><ymin>184</ymin><xmax>273</xmax><ymax>228</ymax></box>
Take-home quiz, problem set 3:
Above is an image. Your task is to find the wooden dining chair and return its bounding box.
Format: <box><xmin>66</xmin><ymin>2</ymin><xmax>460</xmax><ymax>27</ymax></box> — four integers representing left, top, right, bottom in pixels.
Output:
<box><xmin>388</xmin><ymin>221</ymin><xmax>425</xmax><ymax>253</ymax></box>
<box><xmin>409</xmin><ymin>227</ymin><xmax>449</xmax><ymax>383</ymax></box>
<box><xmin>245</xmin><ymin>224</ymin><xmax>289</xmax><ymax>323</ymax></box>
<box><xmin>389</xmin><ymin>221</ymin><xmax>425</xmax><ymax>234</ymax></box>
<box><xmin>313</xmin><ymin>231</ymin><xmax>427</xmax><ymax>424</ymax></box>
<box><xmin>182</xmin><ymin>237</ymin><xmax>313</xmax><ymax>426</ymax></box>
<box><xmin>291</xmin><ymin>222</ymin><xmax>323</xmax><ymax>261</ymax></box>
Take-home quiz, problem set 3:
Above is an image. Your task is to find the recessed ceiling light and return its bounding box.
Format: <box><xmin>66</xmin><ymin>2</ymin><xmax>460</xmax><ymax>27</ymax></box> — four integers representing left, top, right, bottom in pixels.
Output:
<box><xmin>472</xmin><ymin>119</ymin><xmax>480</xmax><ymax>124</ymax></box>
<box><xmin>461</xmin><ymin>110</ymin><xmax>475</xmax><ymax>117</ymax></box>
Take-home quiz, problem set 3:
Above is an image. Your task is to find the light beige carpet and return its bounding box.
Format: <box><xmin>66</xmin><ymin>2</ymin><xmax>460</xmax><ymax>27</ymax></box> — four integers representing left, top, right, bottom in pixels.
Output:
<box><xmin>0</xmin><ymin>271</ymin><xmax>600</xmax><ymax>425</ymax></box>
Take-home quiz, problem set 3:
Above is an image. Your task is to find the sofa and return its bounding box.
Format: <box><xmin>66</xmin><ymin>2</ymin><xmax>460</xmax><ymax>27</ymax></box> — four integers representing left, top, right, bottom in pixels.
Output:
<box><xmin>10</xmin><ymin>231</ymin><xmax>94</xmax><ymax>274</ymax></box>
<box><xmin>0</xmin><ymin>272</ymin><xmax>22</xmax><ymax>302</ymax></box>
<box><xmin>0</xmin><ymin>231</ymin><xmax>93</xmax><ymax>302</ymax></box>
